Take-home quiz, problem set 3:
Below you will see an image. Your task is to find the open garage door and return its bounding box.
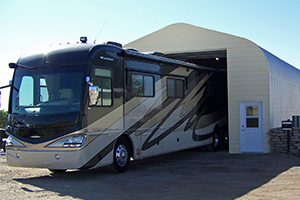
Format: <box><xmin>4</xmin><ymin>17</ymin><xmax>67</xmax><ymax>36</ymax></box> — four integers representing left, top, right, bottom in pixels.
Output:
<box><xmin>165</xmin><ymin>50</ymin><xmax>229</xmax><ymax>150</ymax></box>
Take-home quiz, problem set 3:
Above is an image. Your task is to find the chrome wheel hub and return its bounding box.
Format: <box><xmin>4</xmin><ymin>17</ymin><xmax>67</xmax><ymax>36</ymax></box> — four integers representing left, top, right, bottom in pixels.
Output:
<box><xmin>115</xmin><ymin>144</ymin><xmax>128</xmax><ymax>167</ymax></box>
<box><xmin>213</xmin><ymin>133</ymin><xmax>219</xmax><ymax>147</ymax></box>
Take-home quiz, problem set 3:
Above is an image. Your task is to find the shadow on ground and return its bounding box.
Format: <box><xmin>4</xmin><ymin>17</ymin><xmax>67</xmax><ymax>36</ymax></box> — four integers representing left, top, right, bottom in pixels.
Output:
<box><xmin>13</xmin><ymin>149</ymin><xmax>300</xmax><ymax>200</ymax></box>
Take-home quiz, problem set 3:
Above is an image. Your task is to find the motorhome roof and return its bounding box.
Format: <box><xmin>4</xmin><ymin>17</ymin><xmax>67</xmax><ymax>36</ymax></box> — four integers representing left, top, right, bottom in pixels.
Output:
<box><xmin>15</xmin><ymin>42</ymin><xmax>223</xmax><ymax>72</ymax></box>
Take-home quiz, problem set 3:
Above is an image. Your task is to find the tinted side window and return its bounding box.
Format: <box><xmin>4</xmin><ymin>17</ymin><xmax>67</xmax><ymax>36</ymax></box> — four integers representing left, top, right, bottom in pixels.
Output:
<box><xmin>132</xmin><ymin>74</ymin><xmax>154</xmax><ymax>97</ymax></box>
<box><xmin>167</xmin><ymin>78</ymin><xmax>184</xmax><ymax>98</ymax></box>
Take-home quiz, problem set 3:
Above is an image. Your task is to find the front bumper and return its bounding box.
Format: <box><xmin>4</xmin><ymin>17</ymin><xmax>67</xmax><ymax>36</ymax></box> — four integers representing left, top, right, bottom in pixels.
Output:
<box><xmin>6</xmin><ymin>148</ymin><xmax>88</xmax><ymax>170</ymax></box>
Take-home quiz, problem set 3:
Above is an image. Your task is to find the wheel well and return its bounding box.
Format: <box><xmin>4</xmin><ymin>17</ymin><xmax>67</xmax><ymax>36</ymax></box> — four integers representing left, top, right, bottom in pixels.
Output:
<box><xmin>119</xmin><ymin>134</ymin><xmax>133</xmax><ymax>158</ymax></box>
<box><xmin>214</xmin><ymin>125</ymin><xmax>220</xmax><ymax>133</ymax></box>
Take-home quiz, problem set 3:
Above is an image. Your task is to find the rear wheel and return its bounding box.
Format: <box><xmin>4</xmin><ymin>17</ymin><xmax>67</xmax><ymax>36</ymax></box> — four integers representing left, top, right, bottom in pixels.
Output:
<box><xmin>205</xmin><ymin>130</ymin><xmax>220</xmax><ymax>152</ymax></box>
<box><xmin>221</xmin><ymin>130</ymin><xmax>229</xmax><ymax>149</ymax></box>
<box><xmin>111</xmin><ymin>137</ymin><xmax>130</xmax><ymax>173</ymax></box>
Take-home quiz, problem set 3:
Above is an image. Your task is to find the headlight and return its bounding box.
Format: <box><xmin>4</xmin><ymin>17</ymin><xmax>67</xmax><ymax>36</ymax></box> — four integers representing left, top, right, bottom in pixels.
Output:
<box><xmin>46</xmin><ymin>134</ymin><xmax>87</xmax><ymax>148</ymax></box>
<box><xmin>63</xmin><ymin>135</ymin><xmax>86</xmax><ymax>147</ymax></box>
<box><xmin>6</xmin><ymin>136</ymin><xmax>25</xmax><ymax>147</ymax></box>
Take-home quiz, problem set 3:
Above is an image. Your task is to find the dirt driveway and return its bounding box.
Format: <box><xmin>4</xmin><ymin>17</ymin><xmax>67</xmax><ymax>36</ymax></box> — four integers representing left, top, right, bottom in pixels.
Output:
<box><xmin>1</xmin><ymin>149</ymin><xmax>300</xmax><ymax>200</ymax></box>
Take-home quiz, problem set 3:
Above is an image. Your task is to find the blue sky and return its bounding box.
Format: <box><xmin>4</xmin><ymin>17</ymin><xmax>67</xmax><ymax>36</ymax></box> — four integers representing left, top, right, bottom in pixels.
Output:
<box><xmin>0</xmin><ymin>0</ymin><xmax>299</xmax><ymax>110</ymax></box>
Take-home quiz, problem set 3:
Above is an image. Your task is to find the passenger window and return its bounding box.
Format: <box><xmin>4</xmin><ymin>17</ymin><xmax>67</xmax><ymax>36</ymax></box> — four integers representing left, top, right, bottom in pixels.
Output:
<box><xmin>167</xmin><ymin>78</ymin><xmax>184</xmax><ymax>98</ymax></box>
<box><xmin>132</xmin><ymin>74</ymin><xmax>154</xmax><ymax>97</ymax></box>
<box><xmin>90</xmin><ymin>67</ymin><xmax>113</xmax><ymax>106</ymax></box>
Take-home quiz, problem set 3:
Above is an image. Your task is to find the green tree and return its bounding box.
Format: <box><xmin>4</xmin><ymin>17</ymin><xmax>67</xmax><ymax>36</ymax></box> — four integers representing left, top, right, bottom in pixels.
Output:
<box><xmin>0</xmin><ymin>110</ymin><xmax>8</xmax><ymax>128</ymax></box>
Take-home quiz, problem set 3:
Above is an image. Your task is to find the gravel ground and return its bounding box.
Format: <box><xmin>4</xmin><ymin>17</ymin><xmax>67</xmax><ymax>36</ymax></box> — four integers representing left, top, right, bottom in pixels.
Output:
<box><xmin>1</xmin><ymin>149</ymin><xmax>300</xmax><ymax>200</ymax></box>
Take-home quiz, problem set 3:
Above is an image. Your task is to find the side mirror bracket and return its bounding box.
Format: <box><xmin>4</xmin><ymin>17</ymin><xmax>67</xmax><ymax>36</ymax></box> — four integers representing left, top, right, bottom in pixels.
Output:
<box><xmin>9</xmin><ymin>63</ymin><xmax>18</xmax><ymax>69</ymax></box>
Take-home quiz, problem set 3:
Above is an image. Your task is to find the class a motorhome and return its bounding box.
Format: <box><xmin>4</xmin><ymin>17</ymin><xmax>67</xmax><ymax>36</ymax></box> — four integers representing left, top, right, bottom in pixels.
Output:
<box><xmin>5</xmin><ymin>37</ymin><xmax>228</xmax><ymax>173</ymax></box>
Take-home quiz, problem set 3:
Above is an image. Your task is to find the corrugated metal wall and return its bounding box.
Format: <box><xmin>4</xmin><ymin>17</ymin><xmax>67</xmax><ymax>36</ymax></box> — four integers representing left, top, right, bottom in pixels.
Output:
<box><xmin>261</xmin><ymin>47</ymin><xmax>300</xmax><ymax>128</ymax></box>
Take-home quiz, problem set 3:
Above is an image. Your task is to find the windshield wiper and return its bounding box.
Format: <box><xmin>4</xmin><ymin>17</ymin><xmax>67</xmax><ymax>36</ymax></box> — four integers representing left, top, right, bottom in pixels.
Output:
<box><xmin>9</xmin><ymin>63</ymin><xmax>45</xmax><ymax>69</ymax></box>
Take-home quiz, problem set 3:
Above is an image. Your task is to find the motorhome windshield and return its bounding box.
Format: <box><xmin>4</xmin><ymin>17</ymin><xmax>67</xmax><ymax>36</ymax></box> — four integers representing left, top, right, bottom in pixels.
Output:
<box><xmin>11</xmin><ymin>65</ymin><xmax>85</xmax><ymax>115</ymax></box>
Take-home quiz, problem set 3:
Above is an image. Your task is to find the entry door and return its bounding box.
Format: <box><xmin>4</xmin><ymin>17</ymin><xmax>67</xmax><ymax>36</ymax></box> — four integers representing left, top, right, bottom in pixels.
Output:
<box><xmin>239</xmin><ymin>101</ymin><xmax>264</xmax><ymax>153</ymax></box>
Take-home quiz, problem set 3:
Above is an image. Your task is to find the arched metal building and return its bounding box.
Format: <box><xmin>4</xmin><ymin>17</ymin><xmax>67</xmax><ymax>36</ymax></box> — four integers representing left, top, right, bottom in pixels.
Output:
<box><xmin>124</xmin><ymin>23</ymin><xmax>300</xmax><ymax>153</ymax></box>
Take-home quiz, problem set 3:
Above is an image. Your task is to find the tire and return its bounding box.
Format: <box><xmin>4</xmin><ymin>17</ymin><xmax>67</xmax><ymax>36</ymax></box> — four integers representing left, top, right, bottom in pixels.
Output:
<box><xmin>0</xmin><ymin>138</ymin><xmax>6</xmax><ymax>153</ymax></box>
<box><xmin>111</xmin><ymin>137</ymin><xmax>131</xmax><ymax>173</ymax></box>
<box><xmin>205</xmin><ymin>130</ymin><xmax>220</xmax><ymax>152</ymax></box>
<box><xmin>0</xmin><ymin>138</ymin><xmax>2</xmax><ymax>151</ymax></box>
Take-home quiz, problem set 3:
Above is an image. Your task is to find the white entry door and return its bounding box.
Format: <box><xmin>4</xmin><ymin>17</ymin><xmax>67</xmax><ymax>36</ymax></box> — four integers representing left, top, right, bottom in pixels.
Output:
<box><xmin>239</xmin><ymin>101</ymin><xmax>264</xmax><ymax>153</ymax></box>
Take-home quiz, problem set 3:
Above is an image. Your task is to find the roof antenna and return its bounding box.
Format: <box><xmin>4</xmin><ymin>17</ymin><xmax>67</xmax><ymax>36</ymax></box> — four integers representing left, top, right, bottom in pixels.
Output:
<box><xmin>94</xmin><ymin>20</ymin><xmax>107</xmax><ymax>44</ymax></box>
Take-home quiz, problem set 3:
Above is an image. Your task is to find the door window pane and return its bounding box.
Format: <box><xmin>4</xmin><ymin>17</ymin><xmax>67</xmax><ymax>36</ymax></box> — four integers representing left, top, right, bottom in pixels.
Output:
<box><xmin>95</xmin><ymin>68</ymin><xmax>112</xmax><ymax>77</ymax></box>
<box><xmin>102</xmin><ymin>78</ymin><xmax>112</xmax><ymax>106</ymax></box>
<box><xmin>246</xmin><ymin>106</ymin><xmax>258</xmax><ymax>116</ymax></box>
<box><xmin>90</xmin><ymin>67</ymin><xmax>113</xmax><ymax>107</ymax></box>
<box><xmin>246</xmin><ymin>118</ymin><xmax>259</xmax><ymax>128</ymax></box>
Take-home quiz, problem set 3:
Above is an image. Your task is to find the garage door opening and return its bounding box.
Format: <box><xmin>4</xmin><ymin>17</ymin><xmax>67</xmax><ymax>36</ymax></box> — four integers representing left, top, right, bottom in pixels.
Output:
<box><xmin>165</xmin><ymin>50</ymin><xmax>227</xmax><ymax>70</ymax></box>
<box><xmin>165</xmin><ymin>50</ymin><xmax>229</xmax><ymax>151</ymax></box>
